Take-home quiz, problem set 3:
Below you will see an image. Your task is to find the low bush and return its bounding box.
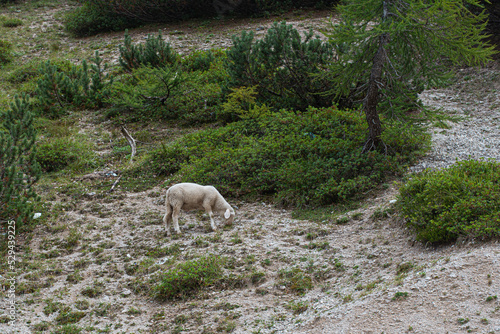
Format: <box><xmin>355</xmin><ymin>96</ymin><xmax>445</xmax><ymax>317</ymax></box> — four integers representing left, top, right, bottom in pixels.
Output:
<box><xmin>153</xmin><ymin>255</ymin><xmax>224</xmax><ymax>300</ymax></box>
<box><xmin>398</xmin><ymin>159</ymin><xmax>500</xmax><ymax>243</ymax></box>
<box><xmin>218</xmin><ymin>85</ymin><xmax>273</xmax><ymax>122</ymax></box>
<box><xmin>64</xmin><ymin>1</ymin><xmax>340</xmax><ymax>36</ymax></box>
<box><xmin>278</xmin><ymin>267</ymin><xmax>313</xmax><ymax>295</ymax></box>
<box><xmin>0</xmin><ymin>39</ymin><xmax>13</xmax><ymax>66</ymax></box>
<box><xmin>0</xmin><ymin>15</ymin><xmax>23</xmax><ymax>27</ymax></box>
<box><xmin>182</xmin><ymin>49</ymin><xmax>226</xmax><ymax>72</ymax></box>
<box><xmin>146</xmin><ymin>107</ymin><xmax>429</xmax><ymax>207</ymax></box>
<box><xmin>64</xmin><ymin>1</ymin><xmax>137</xmax><ymax>37</ymax></box>
<box><xmin>109</xmin><ymin>60</ymin><xmax>227</xmax><ymax>124</ymax></box>
<box><xmin>6</xmin><ymin>61</ymin><xmax>41</xmax><ymax>85</ymax></box>
<box><xmin>36</xmin><ymin>136</ymin><xmax>96</xmax><ymax>173</ymax></box>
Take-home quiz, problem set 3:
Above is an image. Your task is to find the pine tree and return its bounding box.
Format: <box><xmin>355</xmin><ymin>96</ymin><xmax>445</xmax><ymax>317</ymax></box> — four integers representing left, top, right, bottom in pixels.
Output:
<box><xmin>0</xmin><ymin>94</ymin><xmax>41</xmax><ymax>233</ymax></box>
<box><xmin>326</xmin><ymin>0</ymin><xmax>496</xmax><ymax>152</ymax></box>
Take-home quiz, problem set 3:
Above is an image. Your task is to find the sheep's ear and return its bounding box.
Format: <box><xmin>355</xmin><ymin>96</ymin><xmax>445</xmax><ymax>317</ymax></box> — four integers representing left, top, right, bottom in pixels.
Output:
<box><xmin>224</xmin><ymin>209</ymin><xmax>231</xmax><ymax>219</ymax></box>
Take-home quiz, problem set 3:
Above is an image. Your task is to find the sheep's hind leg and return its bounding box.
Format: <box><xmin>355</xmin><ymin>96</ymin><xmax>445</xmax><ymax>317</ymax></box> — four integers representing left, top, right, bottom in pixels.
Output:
<box><xmin>163</xmin><ymin>205</ymin><xmax>173</xmax><ymax>236</ymax></box>
<box><xmin>172</xmin><ymin>206</ymin><xmax>182</xmax><ymax>234</ymax></box>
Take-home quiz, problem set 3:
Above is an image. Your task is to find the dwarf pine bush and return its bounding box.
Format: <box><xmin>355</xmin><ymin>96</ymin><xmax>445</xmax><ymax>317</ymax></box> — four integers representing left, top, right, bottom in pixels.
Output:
<box><xmin>35</xmin><ymin>52</ymin><xmax>113</xmax><ymax>117</ymax></box>
<box><xmin>398</xmin><ymin>159</ymin><xmax>500</xmax><ymax>243</ymax></box>
<box><xmin>118</xmin><ymin>30</ymin><xmax>179</xmax><ymax>72</ymax></box>
<box><xmin>0</xmin><ymin>95</ymin><xmax>41</xmax><ymax>234</ymax></box>
<box><xmin>226</xmin><ymin>21</ymin><xmax>339</xmax><ymax>111</ymax></box>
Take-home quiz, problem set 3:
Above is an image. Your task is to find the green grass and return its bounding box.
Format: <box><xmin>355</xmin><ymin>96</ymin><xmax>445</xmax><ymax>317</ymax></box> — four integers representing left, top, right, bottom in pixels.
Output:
<box><xmin>153</xmin><ymin>255</ymin><xmax>225</xmax><ymax>300</ymax></box>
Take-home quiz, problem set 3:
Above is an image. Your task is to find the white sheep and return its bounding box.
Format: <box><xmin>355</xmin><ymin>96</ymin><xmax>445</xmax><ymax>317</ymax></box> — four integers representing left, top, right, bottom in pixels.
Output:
<box><xmin>163</xmin><ymin>183</ymin><xmax>235</xmax><ymax>235</ymax></box>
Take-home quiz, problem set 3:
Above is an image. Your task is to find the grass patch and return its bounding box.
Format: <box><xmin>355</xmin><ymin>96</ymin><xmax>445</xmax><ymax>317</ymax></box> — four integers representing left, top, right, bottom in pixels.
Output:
<box><xmin>392</xmin><ymin>291</ymin><xmax>409</xmax><ymax>301</ymax></box>
<box><xmin>278</xmin><ymin>267</ymin><xmax>313</xmax><ymax>295</ymax></box>
<box><xmin>152</xmin><ymin>255</ymin><xmax>224</xmax><ymax>300</ymax></box>
<box><xmin>0</xmin><ymin>15</ymin><xmax>23</xmax><ymax>27</ymax></box>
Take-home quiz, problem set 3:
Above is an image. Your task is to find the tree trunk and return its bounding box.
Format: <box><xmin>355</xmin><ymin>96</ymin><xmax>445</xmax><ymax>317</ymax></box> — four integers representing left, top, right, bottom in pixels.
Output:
<box><xmin>362</xmin><ymin>1</ymin><xmax>390</xmax><ymax>153</ymax></box>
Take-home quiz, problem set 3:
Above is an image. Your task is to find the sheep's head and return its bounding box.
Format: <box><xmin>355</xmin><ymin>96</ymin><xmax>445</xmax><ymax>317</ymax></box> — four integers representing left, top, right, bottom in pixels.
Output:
<box><xmin>224</xmin><ymin>208</ymin><xmax>235</xmax><ymax>225</ymax></box>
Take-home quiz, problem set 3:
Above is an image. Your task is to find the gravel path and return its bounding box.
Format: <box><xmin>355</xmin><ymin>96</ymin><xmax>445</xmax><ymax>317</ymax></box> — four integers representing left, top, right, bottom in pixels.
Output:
<box><xmin>410</xmin><ymin>64</ymin><xmax>500</xmax><ymax>172</ymax></box>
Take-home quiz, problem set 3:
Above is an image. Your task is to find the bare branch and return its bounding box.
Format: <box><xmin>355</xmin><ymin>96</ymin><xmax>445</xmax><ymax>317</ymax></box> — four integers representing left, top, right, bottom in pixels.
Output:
<box><xmin>120</xmin><ymin>126</ymin><xmax>137</xmax><ymax>164</ymax></box>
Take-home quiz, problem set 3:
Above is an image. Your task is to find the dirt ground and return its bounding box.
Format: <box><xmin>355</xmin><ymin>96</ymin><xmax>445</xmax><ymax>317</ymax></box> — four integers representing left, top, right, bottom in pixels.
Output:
<box><xmin>1</xmin><ymin>2</ymin><xmax>500</xmax><ymax>334</ymax></box>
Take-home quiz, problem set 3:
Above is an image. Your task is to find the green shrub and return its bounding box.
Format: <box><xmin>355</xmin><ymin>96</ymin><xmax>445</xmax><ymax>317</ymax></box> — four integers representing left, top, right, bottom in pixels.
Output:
<box><xmin>182</xmin><ymin>49</ymin><xmax>226</xmax><ymax>72</ymax></box>
<box><xmin>64</xmin><ymin>2</ymin><xmax>137</xmax><ymax>37</ymax></box>
<box><xmin>0</xmin><ymin>15</ymin><xmax>23</xmax><ymax>27</ymax></box>
<box><xmin>278</xmin><ymin>267</ymin><xmax>313</xmax><ymax>295</ymax></box>
<box><xmin>36</xmin><ymin>136</ymin><xmax>96</xmax><ymax>173</ymax></box>
<box><xmin>55</xmin><ymin>309</ymin><xmax>86</xmax><ymax>325</ymax></box>
<box><xmin>218</xmin><ymin>85</ymin><xmax>273</xmax><ymax>122</ymax></box>
<box><xmin>226</xmin><ymin>21</ymin><xmax>341</xmax><ymax>111</ymax></box>
<box><xmin>109</xmin><ymin>65</ymin><xmax>225</xmax><ymax>124</ymax></box>
<box><xmin>146</xmin><ymin>107</ymin><xmax>429</xmax><ymax>207</ymax></box>
<box><xmin>153</xmin><ymin>255</ymin><xmax>224</xmax><ymax>300</ymax></box>
<box><xmin>51</xmin><ymin>324</ymin><xmax>83</xmax><ymax>334</ymax></box>
<box><xmin>0</xmin><ymin>39</ymin><xmax>13</xmax><ymax>66</ymax></box>
<box><xmin>7</xmin><ymin>61</ymin><xmax>41</xmax><ymax>85</ymax></box>
<box><xmin>398</xmin><ymin>159</ymin><xmax>500</xmax><ymax>243</ymax></box>
<box><xmin>65</xmin><ymin>1</ymin><xmax>339</xmax><ymax>36</ymax></box>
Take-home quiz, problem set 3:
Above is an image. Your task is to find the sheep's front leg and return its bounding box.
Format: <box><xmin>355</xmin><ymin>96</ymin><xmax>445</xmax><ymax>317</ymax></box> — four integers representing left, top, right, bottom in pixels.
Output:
<box><xmin>203</xmin><ymin>203</ymin><xmax>217</xmax><ymax>232</ymax></box>
<box><xmin>208</xmin><ymin>212</ymin><xmax>217</xmax><ymax>231</ymax></box>
<box><xmin>172</xmin><ymin>206</ymin><xmax>182</xmax><ymax>234</ymax></box>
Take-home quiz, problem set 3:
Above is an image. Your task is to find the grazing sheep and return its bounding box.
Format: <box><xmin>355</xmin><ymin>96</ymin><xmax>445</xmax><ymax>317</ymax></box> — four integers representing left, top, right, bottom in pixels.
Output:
<box><xmin>163</xmin><ymin>183</ymin><xmax>235</xmax><ymax>235</ymax></box>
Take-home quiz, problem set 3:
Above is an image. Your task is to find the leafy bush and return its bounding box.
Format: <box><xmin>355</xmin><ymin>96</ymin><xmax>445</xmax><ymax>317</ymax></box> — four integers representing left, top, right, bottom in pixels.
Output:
<box><xmin>146</xmin><ymin>107</ymin><xmax>429</xmax><ymax>207</ymax></box>
<box><xmin>109</xmin><ymin>63</ymin><xmax>226</xmax><ymax>124</ymax></box>
<box><xmin>182</xmin><ymin>49</ymin><xmax>226</xmax><ymax>72</ymax></box>
<box><xmin>398</xmin><ymin>159</ymin><xmax>500</xmax><ymax>243</ymax></box>
<box><xmin>119</xmin><ymin>30</ymin><xmax>179</xmax><ymax>72</ymax></box>
<box><xmin>226</xmin><ymin>21</ymin><xmax>341</xmax><ymax>111</ymax></box>
<box><xmin>0</xmin><ymin>15</ymin><xmax>23</xmax><ymax>27</ymax></box>
<box><xmin>64</xmin><ymin>1</ymin><xmax>137</xmax><ymax>37</ymax></box>
<box><xmin>6</xmin><ymin>61</ymin><xmax>41</xmax><ymax>85</ymax></box>
<box><xmin>64</xmin><ymin>1</ymin><xmax>340</xmax><ymax>36</ymax></box>
<box><xmin>218</xmin><ymin>85</ymin><xmax>273</xmax><ymax>122</ymax></box>
<box><xmin>278</xmin><ymin>267</ymin><xmax>313</xmax><ymax>295</ymax></box>
<box><xmin>0</xmin><ymin>39</ymin><xmax>13</xmax><ymax>66</ymax></box>
<box><xmin>153</xmin><ymin>255</ymin><xmax>224</xmax><ymax>300</ymax></box>
<box><xmin>36</xmin><ymin>136</ymin><xmax>96</xmax><ymax>173</ymax></box>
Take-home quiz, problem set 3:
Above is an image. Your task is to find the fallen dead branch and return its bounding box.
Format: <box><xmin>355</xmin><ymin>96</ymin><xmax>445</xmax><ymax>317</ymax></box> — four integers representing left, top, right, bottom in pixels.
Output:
<box><xmin>120</xmin><ymin>126</ymin><xmax>137</xmax><ymax>163</ymax></box>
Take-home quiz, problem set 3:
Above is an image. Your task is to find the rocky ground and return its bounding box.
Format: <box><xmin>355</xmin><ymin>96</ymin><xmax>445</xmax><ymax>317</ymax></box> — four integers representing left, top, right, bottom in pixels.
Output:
<box><xmin>1</xmin><ymin>2</ymin><xmax>500</xmax><ymax>334</ymax></box>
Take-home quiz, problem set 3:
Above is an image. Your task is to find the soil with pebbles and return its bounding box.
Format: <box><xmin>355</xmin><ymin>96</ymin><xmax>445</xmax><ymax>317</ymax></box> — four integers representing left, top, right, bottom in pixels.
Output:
<box><xmin>2</xmin><ymin>3</ymin><xmax>500</xmax><ymax>334</ymax></box>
